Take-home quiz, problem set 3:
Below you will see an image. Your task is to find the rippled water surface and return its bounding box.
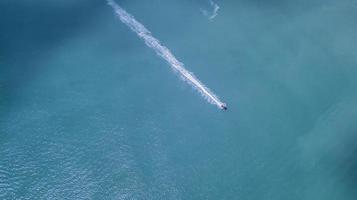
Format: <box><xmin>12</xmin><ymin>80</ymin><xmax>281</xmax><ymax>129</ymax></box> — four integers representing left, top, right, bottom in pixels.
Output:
<box><xmin>1</xmin><ymin>0</ymin><xmax>357</xmax><ymax>199</ymax></box>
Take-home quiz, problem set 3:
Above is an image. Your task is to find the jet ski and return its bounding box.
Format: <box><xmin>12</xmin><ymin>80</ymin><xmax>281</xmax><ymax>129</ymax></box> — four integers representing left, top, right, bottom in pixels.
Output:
<box><xmin>220</xmin><ymin>103</ymin><xmax>227</xmax><ymax>110</ymax></box>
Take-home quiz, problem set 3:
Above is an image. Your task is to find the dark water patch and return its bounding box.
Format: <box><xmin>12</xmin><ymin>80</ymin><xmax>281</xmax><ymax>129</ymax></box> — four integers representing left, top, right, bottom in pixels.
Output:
<box><xmin>0</xmin><ymin>0</ymin><xmax>105</xmax><ymax>119</ymax></box>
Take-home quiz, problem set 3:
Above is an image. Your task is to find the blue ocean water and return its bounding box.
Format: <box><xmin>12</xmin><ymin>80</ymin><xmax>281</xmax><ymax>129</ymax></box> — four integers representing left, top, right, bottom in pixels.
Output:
<box><xmin>1</xmin><ymin>0</ymin><xmax>357</xmax><ymax>199</ymax></box>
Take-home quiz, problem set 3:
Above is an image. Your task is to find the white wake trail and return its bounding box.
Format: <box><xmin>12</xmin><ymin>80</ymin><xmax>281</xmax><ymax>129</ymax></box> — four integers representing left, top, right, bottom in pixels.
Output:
<box><xmin>107</xmin><ymin>0</ymin><xmax>226</xmax><ymax>110</ymax></box>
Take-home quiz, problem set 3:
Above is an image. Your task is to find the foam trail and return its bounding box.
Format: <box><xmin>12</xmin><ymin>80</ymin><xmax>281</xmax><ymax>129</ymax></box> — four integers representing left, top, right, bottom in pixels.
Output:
<box><xmin>107</xmin><ymin>0</ymin><xmax>226</xmax><ymax>110</ymax></box>
<box><xmin>200</xmin><ymin>0</ymin><xmax>220</xmax><ymax>21</ymax></box>
<box><xmin>209</xmin><ymin>0</ymin><xmax>220</xmax><ymax>20</ymax></box>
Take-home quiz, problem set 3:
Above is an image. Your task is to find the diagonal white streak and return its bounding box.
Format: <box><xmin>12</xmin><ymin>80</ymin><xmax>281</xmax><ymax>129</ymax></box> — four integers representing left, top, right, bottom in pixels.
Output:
<box><xmin>107</xmin><ymin>0</ymin><xmax>226</xmax><ymax>109</ymax></box>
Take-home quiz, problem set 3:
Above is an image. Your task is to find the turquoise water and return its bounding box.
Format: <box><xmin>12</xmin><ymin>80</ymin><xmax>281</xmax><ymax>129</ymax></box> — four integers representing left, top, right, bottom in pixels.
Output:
<box><xmin>1</xmin><ymin>0</ymin><xmax>357</xmax><ymax>199</ymax></box>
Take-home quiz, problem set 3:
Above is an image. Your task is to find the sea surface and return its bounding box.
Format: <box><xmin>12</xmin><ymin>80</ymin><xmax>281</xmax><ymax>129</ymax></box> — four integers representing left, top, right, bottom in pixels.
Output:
<box><xmin>1</xmin><ymin>0</ymin><xmax>357</xmax><ymax>199</ymax></box>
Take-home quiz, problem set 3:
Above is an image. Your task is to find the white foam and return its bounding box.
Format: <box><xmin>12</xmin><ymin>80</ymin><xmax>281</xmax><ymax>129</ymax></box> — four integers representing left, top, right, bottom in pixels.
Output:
<box><xmin>200</xmin><ymin>0</ymin><xmax>220</xmax><ymax>20</ymax></box>
<box><xmin>209</xmin><ymin>0</ymin><xmax>220</xmax><ymax>20</ymax></box>
<box><xmin>107</xmin><ymin>0</ymin><xmax>226</xmax><ymax>109</ymax></box>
